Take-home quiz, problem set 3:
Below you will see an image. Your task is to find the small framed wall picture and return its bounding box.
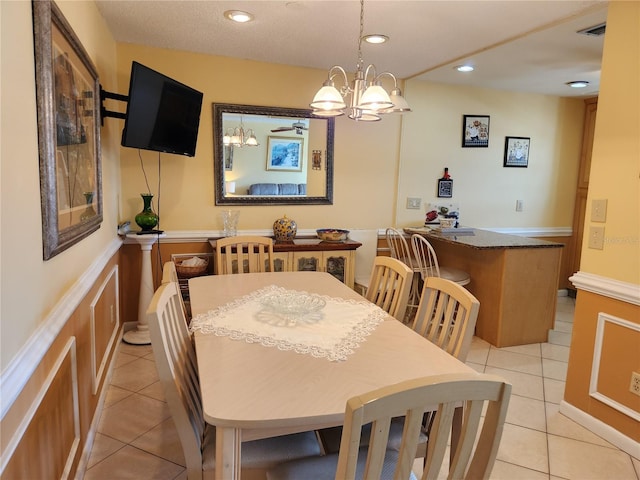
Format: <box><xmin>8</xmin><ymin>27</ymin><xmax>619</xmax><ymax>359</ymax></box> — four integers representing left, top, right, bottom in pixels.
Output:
<box><xmin>503</xmin><ymin>136</ymin><xmax>530</xmax><ymax>167</ymax></box>
<box><xmin>462</xmin><ymin>115</ymin><xmax>490</xmax><ymax>147</ymax></box>
<box><xmin>437</xmin><ymin>179</ymin><xmax>453</xmax><ymax>198</ymax></box>
<box><xmin>266</xmin><ymin>136</ymin><xmax>304</xmax><ymax>171</ymax></box>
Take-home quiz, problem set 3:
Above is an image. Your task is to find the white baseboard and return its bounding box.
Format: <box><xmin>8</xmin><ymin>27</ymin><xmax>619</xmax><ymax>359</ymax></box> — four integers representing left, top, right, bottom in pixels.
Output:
<box><xmin>560</xmin><ymin>401</ymin><xmax>640</xmax><ymax>459</ymax></box>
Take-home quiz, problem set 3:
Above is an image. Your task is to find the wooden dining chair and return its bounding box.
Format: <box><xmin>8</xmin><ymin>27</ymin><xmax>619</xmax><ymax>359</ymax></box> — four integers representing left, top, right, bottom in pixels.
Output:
<box><xmin>412</xmin><ymin>276</ymin><xmax>480</xmax><ymax>363</ymax></box>
<box><xmin>267</xmin><ymin>373</ymin><xmax>512</xmax><ymax>480</ymax></box>
<box><xmin>411</xmin><ymin>234</ymin><xmax>471</xmax><ymax>286</ymax></box>
<box><xmin>320</xmin><ymin>277</ymin><xmax>481</xmax><ymax>464</ymax></box>
<box><xmin>146</xmin><ymin>282</ymin><xmax>322</xmax><ymax>480</ymax></box>
<box><xmin>365</xmin><ymin>256</ymin><xmax>413</xmax><ymax>321</ymax></box>
<box><xmin>215</xmin><ymin>235</ymin><xmax>275</xmax><ymax>274</ymax></box>
<box><xmin>161</xmin><ymin>260</ymin><xmax>179</xmax><ymax>284</ymax></box>
<box><xmin>161</xmin><ymin>261</ymin><xmax>191</xmax><ymax>321</ymax></box>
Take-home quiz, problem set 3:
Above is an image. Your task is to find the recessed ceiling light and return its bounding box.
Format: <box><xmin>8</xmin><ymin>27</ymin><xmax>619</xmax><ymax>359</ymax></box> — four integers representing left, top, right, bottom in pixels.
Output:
<box><xmin>566</xmin><ymin>81</ymin><xmax>589</xmax><ymax>88</ymax></box>
<box><xmin>224</xmin><ymin>10</ymin><xmax>254</xmax><ymax>23</ymax></box>
<box><xmin>455</xmin><ymin>65</ymin><xmax>474</xmax><ymax>72</ymax></box>
<box><xmin>363</xmin><ymin>34</ymin><xmax>389</xmax><ymax>44</ymax></box>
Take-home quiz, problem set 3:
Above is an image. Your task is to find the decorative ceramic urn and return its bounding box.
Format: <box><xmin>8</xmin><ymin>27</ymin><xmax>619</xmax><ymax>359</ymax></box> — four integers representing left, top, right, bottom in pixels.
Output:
<box><xmin>273</xmin><ymin>215</ymin><xmax>297</xmax><ymax>241</ymax></box>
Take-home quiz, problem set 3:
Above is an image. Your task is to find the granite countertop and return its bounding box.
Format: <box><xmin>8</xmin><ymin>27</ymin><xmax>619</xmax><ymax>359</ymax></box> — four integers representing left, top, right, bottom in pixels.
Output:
<box><xmin>404</xmin><ymin>227</ymin><xmax>563</xmax><ymax>250</ymax></box>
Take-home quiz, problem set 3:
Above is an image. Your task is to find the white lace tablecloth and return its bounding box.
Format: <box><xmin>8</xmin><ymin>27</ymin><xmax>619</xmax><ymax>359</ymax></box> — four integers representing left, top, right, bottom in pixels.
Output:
<box><xmin>189</xmin><ymin>285</ymin><xmax>387</xmax><ymax>361</ymax></box>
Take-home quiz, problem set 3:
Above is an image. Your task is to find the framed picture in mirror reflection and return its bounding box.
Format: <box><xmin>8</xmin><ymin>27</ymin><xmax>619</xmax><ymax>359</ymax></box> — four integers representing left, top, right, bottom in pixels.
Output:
<box><xmin>266</xmin><ymin>136</ymin><xmax>303</xmax><ymax>171</ymax></box>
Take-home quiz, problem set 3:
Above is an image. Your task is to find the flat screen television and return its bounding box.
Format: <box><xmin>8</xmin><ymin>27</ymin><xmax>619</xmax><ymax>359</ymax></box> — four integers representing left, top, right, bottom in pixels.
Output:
<box><xmin>121</xmin><ymin>61</ymin><xmax>203</xmax><ymax>157</ymax></box>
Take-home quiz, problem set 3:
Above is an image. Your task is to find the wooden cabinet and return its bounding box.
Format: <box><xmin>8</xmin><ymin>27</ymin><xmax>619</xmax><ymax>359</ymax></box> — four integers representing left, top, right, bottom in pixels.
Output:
<box><xmin>210</xmin><ymin>238</ymin><xmax>361</xmax><ymax>288</ymax></box>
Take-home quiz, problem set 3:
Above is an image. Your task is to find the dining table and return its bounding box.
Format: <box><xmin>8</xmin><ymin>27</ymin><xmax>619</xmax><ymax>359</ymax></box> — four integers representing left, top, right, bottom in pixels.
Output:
<box><xmin>188</xmin><ymin>271</ymin><xmax>476</xmax><ymax>480</ymax></box>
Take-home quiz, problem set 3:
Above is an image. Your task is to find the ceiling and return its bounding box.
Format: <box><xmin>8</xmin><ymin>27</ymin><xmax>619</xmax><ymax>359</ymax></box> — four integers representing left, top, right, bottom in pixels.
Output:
<box><xmin>95</xmin><ymin>0</ymin><xmax>608</xmax><ymax>98</ymax></box>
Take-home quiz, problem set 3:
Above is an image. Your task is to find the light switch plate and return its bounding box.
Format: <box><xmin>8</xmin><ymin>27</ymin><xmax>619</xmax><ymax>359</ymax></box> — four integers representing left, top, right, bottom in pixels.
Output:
<box><xmin>406</xmin><ymin>197</ymin><xmax>422</xmax><ymax>209</ymax></box>
<box><xmin>588</xmin><ymin>226</ymin><xmax>605</xmax><ymax>250</ymax></box>
<box><xmin>591</xmin><ymin>199</ymin><xmax>607</xmax><ymax>222</ymax></box>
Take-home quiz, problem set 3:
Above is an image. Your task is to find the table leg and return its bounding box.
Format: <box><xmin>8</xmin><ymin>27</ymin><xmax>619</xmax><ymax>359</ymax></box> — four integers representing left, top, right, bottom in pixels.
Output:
<box><xmin>216</xmin><ymin>427</ymin><xmax>241</xmax><ymax>480</ymax></box>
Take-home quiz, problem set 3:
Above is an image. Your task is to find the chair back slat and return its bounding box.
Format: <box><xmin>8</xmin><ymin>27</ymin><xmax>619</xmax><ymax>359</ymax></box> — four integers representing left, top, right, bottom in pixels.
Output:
<box><xmin>365</xmin><ymin>256</ymin><xmax>413</xmax><ymax>321</ymax></box>
<box><xmin>215</xmin><ymin>235</ymin><xmax>275</xmax><ymax>274</ymax></box>
<box><xmin>412</xmin><ymin>276</ymin><xmax>480</xmax><ymax>362</ymax></box>
<box><xmin>147</xmin><ymin>282</ymin><xmax>205</xmax><ymax>477</ymax></box>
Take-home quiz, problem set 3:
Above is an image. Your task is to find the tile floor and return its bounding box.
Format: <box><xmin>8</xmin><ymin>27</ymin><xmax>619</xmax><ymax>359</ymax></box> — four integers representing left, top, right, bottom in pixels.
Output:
<box><xmin>84</xmin><ymin>296</ymin><xmax>640</xmax><ymax>480</ymax></box>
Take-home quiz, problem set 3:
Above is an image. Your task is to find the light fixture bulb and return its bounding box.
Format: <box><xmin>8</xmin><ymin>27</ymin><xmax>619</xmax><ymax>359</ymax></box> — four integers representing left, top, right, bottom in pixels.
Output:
<box><xmin>363</xmin><ymin>34</ymin><xmax>388</xmax><ymax>44</ymax></box>
<box><xmin>310</xmin><ymin>85</ymin><xmax>346</xmax><ymax>111</ymax></box>
<box><xmin>566</xmin><ymin>81</ymin><xmax>589</xmax><ymax>88</ymax></box>
<box><xmin>456</xmin><ymin>65</ymin><xmax>474</xmax><ymax>72</ymax></box>
<box><xmin>224</xmin><ymin>10</ymin><xmax>254</xmax><ymax>23</ymax></box>
<box><xmin>245</xmin><ymin>129</ymin><xmax>259</xmax><ymax>146</ymax></box>
<box><xmin>387</xmin><ymin>89</ymin><xmax>412</xmax><ymax>113</ymax></box>
<box><xmin>358</xmin><ymin>85</ymin><xmax>393</xmax><ymax>111</ymax></box>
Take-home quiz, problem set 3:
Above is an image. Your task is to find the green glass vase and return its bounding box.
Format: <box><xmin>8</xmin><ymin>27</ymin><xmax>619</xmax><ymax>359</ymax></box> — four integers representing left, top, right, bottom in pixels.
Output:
<box><xmin>134</xmin><ymin>193</ymin><xmax>159</xmax><ymax>231</ymax></box>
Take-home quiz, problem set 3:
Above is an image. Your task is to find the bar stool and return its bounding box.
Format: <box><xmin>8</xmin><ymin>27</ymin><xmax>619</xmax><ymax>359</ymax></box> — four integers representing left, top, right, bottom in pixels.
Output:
<box><xmin>410</xmin><ymin>233</ymin><xmax>471</xmax><ymax>286</ymax></box>
<box><xmin>385</xmin><ymin>228</ymin><xmax>421</xmax><ymax>322</ymax></box>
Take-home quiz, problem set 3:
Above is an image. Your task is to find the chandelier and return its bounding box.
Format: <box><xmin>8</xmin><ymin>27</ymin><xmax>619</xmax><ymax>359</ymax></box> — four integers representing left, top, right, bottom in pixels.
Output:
<box><xmin>310</xmin><ymin>0</ymin><xmax>411</xmax><ymax>121</ymax></box>
<box><xmin>222</xmin><ymin>116</ymin><xmax>259</xmax><ymax>147</ymax></box>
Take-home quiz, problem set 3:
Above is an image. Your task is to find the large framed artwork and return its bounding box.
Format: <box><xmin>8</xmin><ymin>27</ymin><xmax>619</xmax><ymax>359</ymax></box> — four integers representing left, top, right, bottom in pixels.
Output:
<box><xmin>503</xmin><ymin>136</ymin><xmax>530</xmax><ymax>167</ymax></box>
<box><xmin>266</xmin><ymin>136</ymin><xmax>304</xmax><ymax>171</ymax></box>
<box><xmin>33</xmin><ymin>0</ymin><xmax>103</xmax><ymax>259</ymax></box>
<box><xmin>462</xmin><ymin>114</ymin><xmax>490</xmax><ymax>148</ymax></box>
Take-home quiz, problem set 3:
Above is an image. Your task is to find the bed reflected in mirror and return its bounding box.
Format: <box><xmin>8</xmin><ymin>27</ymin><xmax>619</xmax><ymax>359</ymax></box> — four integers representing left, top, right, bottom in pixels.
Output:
<box><xmin>213</xmin><ymin>103</ymin><xmax>334</xmax><ymax>205</ymax></box>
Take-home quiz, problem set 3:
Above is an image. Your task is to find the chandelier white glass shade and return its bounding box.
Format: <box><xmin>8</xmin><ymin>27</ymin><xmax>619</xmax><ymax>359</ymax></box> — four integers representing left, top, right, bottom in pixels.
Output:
<box><xmin>222</xmin><ymin>125</ymin><xmax>259</xmax><ymax>147</ymax></box>
<box><xmin>310</xmin><ymin>0</ymin><xmax>411</xmax><ymax>122</ymax></box>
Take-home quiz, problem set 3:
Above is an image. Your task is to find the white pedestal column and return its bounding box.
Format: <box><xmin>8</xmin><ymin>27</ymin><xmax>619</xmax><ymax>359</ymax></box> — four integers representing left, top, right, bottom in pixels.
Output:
<box><xmin>123</xmin><ymin>233</ymin><xmax>165</xmax><ymax>345</ymax></box>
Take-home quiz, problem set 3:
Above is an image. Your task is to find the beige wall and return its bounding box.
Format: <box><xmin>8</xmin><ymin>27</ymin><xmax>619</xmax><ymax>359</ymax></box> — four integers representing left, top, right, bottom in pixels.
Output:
<box><xmin>579</xmin><ymin>1</ymin><xmax>640</xmax><ymax>285</ymax></box>
<box><xmin>0</xmin><ymin>0</ymin><xmax>120</xmax><ymax>368</ymax></box>
<box><xmin>115</xmin><ymin>42</ymin><xmax>584</xmax><ymax>235</ymax></box>
<box><xmin>397</xmin><ymin>81</ymin><xmax>585</xmax><ymax>229</ymax></box>
<box><xmin>563</xmin><ymin>1</ymin><xmax>640</xmax><ymax>449</ymax></box>
<box><xmin>115</xmin><ymin>43</ymin><xmax>402</xmax><ymax>232</ymax></box>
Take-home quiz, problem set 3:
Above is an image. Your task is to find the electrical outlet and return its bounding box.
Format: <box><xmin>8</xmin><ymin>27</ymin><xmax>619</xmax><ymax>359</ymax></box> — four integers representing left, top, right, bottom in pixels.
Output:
<box><xmin>588</xmin><ymin>226</ymin><xmax>605</xmax><ymax>250</ymax></box>
<box><xmin>591</xmin><ymin>199</ymin><xmax>607</xmax><ymax>222</ymax></box>
<box><xmin>406</xmin><ymin>197</ymin><xmax>422</xmax><ymax>210</ymax></box>
<box><xmin>630</xmin><ymin>372</ymin><xmax>640</xmax><ymax>396</ymax></box>
<box><xmin>515</xmin><ymin>200</ymin><xmax>524</xmax><ymax>212</ymax></box>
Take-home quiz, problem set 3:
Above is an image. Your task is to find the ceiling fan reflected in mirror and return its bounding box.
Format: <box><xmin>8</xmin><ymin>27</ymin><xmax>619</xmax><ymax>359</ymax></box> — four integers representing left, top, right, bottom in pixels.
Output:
<box><xmin>271</xmin><ymin>121</ymin><xmax>308</xmax><ymax>135</ymax></box>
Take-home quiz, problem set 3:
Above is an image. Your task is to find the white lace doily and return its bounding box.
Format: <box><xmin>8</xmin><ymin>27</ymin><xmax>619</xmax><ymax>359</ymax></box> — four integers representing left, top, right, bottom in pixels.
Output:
<box><xmin>189</xmin><ymin>285</ymin><xmax>387</xmax><ymax>361</ymax></box>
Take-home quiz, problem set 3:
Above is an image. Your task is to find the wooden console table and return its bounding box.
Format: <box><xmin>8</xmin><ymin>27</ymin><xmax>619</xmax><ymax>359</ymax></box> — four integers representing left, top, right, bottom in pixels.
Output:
<box><xmin>406</xmin><ymin>227</ymin><xmax>563</xmax><ymax>347</ymax></box>
<box><xmin>209</xmin><ymin>237</ymin><xmax>361</xmax><ymax>288</ymax></box>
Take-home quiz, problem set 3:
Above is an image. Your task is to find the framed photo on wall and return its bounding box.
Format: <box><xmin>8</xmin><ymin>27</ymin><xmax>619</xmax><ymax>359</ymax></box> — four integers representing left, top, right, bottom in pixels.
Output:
<box><xmin>224</xmin><ymin>145</ymin><xmax>233</xmax><ymax>170</ymax></box>
<box><xmin>437</xmin><ymin>179</ymin><xmax>453</xmax><ymax>198</ymax></box>
<box><xmin>503</xmin><ymin>136</ymin><xmax>530</xmax><ymax>167</ymax></box>
<box><xmin>32</xmin><ymin>0</ymin><xmax>103</xmax><ymax>259</ymax></box>
<box><xmin>462</xmin><ymin>115</ymin><xmax>490</xmax><ymax>147</ymax></box>
<box><xmin>266</xmin><ymin>136</ymin><xmax>303</xmax><ymax>171</ymax></box>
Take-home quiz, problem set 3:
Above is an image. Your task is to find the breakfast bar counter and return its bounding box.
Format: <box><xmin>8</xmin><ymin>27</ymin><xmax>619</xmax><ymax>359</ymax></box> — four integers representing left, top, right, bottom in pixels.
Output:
<box><xmin>406</xmin><ymin>227</ymin><xmax>563</xmax><ymax>347</ymax></box>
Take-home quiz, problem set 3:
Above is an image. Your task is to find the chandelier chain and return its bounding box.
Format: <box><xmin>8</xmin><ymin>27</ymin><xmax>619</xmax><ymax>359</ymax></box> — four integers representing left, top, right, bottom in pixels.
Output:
<box><xmin>357</xmin><ymin>0</ymin><xmax>364</xmax><ymax>72</ymax></box>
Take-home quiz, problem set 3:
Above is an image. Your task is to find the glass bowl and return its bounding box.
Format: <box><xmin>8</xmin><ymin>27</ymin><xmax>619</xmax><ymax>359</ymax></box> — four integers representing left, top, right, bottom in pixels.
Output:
<box><xmin>260</xmin><ymin>292</ymin><xmax>326</xmax><ymax>321</ymax></box>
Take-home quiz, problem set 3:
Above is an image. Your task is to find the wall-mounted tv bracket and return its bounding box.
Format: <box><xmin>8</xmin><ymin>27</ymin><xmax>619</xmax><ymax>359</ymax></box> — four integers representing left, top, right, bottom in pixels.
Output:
<box><xmin>100</xmin><ymin>86</ymin><xmax>128</xmax><ymax>126</ymax></box>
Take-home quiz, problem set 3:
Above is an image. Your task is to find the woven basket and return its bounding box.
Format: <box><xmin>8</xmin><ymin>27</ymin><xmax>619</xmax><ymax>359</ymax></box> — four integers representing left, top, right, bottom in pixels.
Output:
<box><xmin>175</xmin><ymin>257</ymin><xmax>209</xmax><ymax>278</ymax></box>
